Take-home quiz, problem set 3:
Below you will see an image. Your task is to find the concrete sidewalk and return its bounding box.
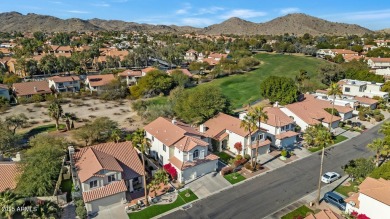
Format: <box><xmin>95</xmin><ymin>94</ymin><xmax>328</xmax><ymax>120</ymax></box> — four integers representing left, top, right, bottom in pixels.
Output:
<box><xmin>263</xmin><ymin>175</ymin><xmax>349</xmax><ymax>219</ymax></box>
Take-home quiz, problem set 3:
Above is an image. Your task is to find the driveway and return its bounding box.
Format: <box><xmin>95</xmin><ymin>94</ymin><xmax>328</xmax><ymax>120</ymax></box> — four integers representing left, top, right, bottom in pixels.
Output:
<box><xmin>186</xmin><ymin>172</ymin><xmax>231</xmax><ymax>199</ymax></box>
<box><xmin>94</xmin><ymin>203</ymin><xmax>128</xmax><ymax>219</ymax></box>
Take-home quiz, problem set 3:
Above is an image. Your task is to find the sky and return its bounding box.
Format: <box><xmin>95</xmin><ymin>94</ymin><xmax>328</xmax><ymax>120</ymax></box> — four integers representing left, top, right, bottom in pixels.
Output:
<box><xmin>2</xmin><ymin>0</ymin><xmax>390</xmax><ymax>30</ymax></box>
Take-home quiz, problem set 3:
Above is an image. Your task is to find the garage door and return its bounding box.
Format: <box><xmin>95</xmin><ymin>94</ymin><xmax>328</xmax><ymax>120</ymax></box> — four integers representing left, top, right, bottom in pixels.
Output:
<box><xmin>89</xmin><ymin>192</ymin><xmax>125</xmax><ymax>213</ymax></box>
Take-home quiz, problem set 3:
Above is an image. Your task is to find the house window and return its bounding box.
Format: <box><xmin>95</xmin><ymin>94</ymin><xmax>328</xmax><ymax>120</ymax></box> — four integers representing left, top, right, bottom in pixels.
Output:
<box><xmin>159</xmin><ymin>155</ymin><xmax>163</xmax><ymax>164</ymax></box>
<box><xmin>344</xmin><ymin>87</ymin><xmax>350</xmax><ymax>92</ymax></box>
<box><xmin>58</xmin><ymin>82</ymin><xmax>63</xmax><ymax>86</ymax></box>
<box><xmin>89</xmin><ymin>180</ymin><xmax>98</xmax><ymax>188</ymax></box>
<box><xmin>108</xmin><ymin>175</ymin><xmax>115</xmax><ymax>183</ymax></box>
<box><xmin>152</xmin><ymin>136</ymin><xmax>154</xmax><ymax>141</ymax></box>
<box><xmin>163</xmin><ymin>144</ymin><xmax>166</xmax><ymax>152</ymax></box>
<box><xmin>258</xmin><ymin>134</ymin><xmax>264</xmax><ymax>140</ymax></box>
<box><xmin>193</xmin><ymin>149</ymin><xmax>199</xmax><ymax>159</ymax></box>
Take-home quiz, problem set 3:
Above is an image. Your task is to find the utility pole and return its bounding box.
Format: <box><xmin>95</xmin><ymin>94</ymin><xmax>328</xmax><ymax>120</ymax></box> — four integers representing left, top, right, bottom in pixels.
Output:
<box><xmin>316</xmin><ymin>146</ymin><xmax>325</xmax><ymax>206</ymax></box>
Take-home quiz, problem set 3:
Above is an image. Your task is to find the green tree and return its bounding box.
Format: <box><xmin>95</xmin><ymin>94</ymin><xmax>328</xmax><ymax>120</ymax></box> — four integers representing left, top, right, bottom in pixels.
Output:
<box><xmin>327</xmin><ymin>83</ymin><xmax>342</xmax><ymax>131</ymax></box>
<box><xmin>0</xmin><ymin>189</ymin><xmax>25</xmax><ymax>219</ymax></box>
<box><xmin>62</xmin><ymin>112</ymin><xmax>75</xmax><ymax>131</ymax></box>
<box><xmin>240</xmin><ymin>113</ymin><xmax>257</xmax><ymax>166</ymax></box>
<box><xmin>250</xmin><ymin>106</ymin><xmax>268</xmax><ymax>170</ymax></box>
<box><xmin>147</xmin><ymin>169</ymin><xmax>169</xmax><ymax>197</ymax></box>
<box><xmin>130</xmin><ymin>70</ymin><xmax>174</xmax><ymax>99</ymax></box>
<box><xmin>379</xmin><ymin>122</ymin><xmax>390</xmax><ymax>143</ymax></box>
<box><xmin>5</xmin><ymin>113</ymin><xmax>28</xmax><ymax>135</ymax></box>
<box><xmin>303</xmin><ymin>124</ymin><xmax>333</xmax><ymax>148</ymax></box>
<box><xmin>189</xmin><ymin>61</ymin><xmax>209</xmax><ymax>74</ymax></box>
<box><xmin>171</xmin><ymin>69</ymin><xmax>190</xmax><ymax>88</ymax></box>
<box><xmin>295</xmin><ymin>69</ymin><xmax>310</xmax><ymax>92</ymax></box>
<box><xmin>367</xmin><ymin>138</ymin><xmax>389</xmax><ymax>166</ymax></box>
<box><xmin>16</xmin><ymin>134</ymin><xmax>67</xmax><ymax>197</ymax></box>
<box><xmin>333</xmin><ymin>54</ymin><xmax>345</xmax><ymax>63</ymax></box>
<box><xmin>0</xmin><ymin>120</ymin><xmax>21</xmax><ymax>153</ymax></box>
<box><xmin>343</xmin><ymin>158</ymin><xmax>375</xmax><ymax>181</ymax></box>
<box><xmin>319</xmin><ymin>64</ymin><xmax>345</xmax><ymax>86</ymax></box>
<box><xmin>75</xmin><ymin>199</ymin><xmax>87</xmax><ymax>219</ymax></box>
<box><xmin>110</xmin><ymin>129</ymin><xmax>122</xmax><ymax>143</ymax></box>
<box><xmin>259</xmin><ymin>76</ymin><xmax>299</xmax><ymax>105</ymax></box>
<box><xmin>39</xmin><ymin>54</ymin><xmax>58</xmax><ymax>75</ymax></box>
<box><xmin>73</xmin><ymin>117</ymin><xmax>119</xmax><ymax>145</ymax></box>
<box><xmin>370</xmin><ymin>161</ymin><xmax>390</xmax><ymax>180</ymax></box>
<box><xmin>22</xmin><ymin>201</ymin><xmax>60</xmax><ymax>219</ymax></box>
<box><xmin>48</xmin><ymin>101</ymin><xmax>63</xmax><ymax>130</ymax></box>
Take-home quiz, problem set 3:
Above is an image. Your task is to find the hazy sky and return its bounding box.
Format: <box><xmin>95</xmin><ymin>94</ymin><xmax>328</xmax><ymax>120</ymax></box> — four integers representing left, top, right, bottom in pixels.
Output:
<box><xmin>2</xmin><ymin>0</ymin><xmax>390</xmax><ymax>30</ymax></box>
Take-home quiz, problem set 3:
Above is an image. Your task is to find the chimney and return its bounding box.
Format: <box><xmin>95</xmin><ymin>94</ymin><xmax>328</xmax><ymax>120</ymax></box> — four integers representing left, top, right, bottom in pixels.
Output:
<box><xmin>172</xmin><ymin>119</ymin><xmax>177</xmax><ymax>125</ymax></box>
<box><xmin>199</xmin><ymin>124</ymin><xmax>207</xmax><ymax>133</ymax></box>
<box><xmin>34</xmin><ymin>86</ymin><xmax>37</xmax><ymax>92</ymax></box>
<box><xmin>14</xmin><ymin>152</ymin><xmax>21</xmax><ymax>161</ymax></box>
<box><xmin>273</xmin><ymin>101</ymin><xmax>279</xmax><ymax>107</ymax></box>
<box><xmin>68</xmin><ymin>146</ymin><xmax>75</xmax><ymax>155</ymax></box>
<box><xmin>0</xmin><ymin>153</ymin><xmax>3</xmax><ymax>161</ymax></box>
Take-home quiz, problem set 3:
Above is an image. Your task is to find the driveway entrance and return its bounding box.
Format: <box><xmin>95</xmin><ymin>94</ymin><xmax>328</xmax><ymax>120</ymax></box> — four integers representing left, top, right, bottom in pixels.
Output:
<box><xmin>186</xmin><ymin>171</ymin><xmax>231</xmax><ymax>199</ymax></box>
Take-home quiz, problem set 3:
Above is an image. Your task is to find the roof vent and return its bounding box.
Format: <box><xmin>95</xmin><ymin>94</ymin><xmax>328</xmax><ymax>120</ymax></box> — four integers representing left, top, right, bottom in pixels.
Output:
<box><xmin>172</xmin><ymin>119</ymin><xmax>177</xmax><ymax>125</ymax></box>
<box><xmin>34</xmin><ymin>86</ymin><xmax>37</xmax><ymax>92</ymax></box>
<box><xmin>349</xmin><ymin>201</ymin><xmax>356</xmax><ymax>207</ymax></box>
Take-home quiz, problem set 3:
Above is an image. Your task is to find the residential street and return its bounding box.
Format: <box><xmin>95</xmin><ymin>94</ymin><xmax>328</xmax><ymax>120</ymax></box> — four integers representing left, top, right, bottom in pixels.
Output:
<box><xmin>161</xmin><ymin>122</ymin><xmax>383</xmax><ymax>219</ymax></box>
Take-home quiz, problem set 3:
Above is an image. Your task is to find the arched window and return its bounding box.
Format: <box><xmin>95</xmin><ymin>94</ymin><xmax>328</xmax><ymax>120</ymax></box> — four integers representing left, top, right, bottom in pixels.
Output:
<box><xmin>193</xmin><ymin>149</ymin><xmax>199</xmax><ymax>159</ymax></box>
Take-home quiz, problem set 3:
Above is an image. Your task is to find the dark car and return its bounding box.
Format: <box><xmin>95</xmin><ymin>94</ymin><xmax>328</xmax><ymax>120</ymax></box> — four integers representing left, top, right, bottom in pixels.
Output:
<box><xmin>323</xmin><ymin>192</ymin><xmax>346</xmax><ymax>210</ymax></box>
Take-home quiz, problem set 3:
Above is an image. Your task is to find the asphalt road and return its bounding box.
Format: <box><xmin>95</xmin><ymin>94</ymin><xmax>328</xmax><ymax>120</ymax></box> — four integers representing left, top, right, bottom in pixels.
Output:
<box><xmin>162</xmin><ymin>123</ymin><xmax>383</xmax><ymax>219</ymax></box>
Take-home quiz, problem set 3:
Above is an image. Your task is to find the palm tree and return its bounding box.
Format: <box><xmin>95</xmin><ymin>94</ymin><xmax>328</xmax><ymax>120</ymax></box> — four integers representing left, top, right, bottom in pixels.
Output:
<box><xmin>379</xmin><ymin>122</ymin><xmax>390</xmax><ymax>142</ymax></box>
<box><xmin>62</xmin><ymin>113</ymin><xmax>75</xmax><ymax>131</ymax></box>
<box><xmin>367</xmin><ymin>138</ymin><xmax>388</xmax><ymax>166</ymax></box>
<box><xmin>0</xmin><ymin>189</ymin><xmax>25</xmax><ymax>219</ymax></box>
<box><xmin>110</xmin><ymin>129</ymin><xmax>122</xmax><ymax>143</ymax></box>
<box><xmin>251</xmin><ymin>106</ymin><xmax>268</xmax><ymax>170</ymax></box>
<box><xmin>47</xmin><ymin>101</ymin><xmax>63</xmax><ymax>130</ymax></box>
<box><xmin>148</xmin><ymin>169</ymin><xmax>169</xmax><ymax>197</ymax></box>
<box><xmin>240</xmin><ymin>113</ymin><xmax>257</xmax><ymax>166</ymax></box>
<box><xmin>22</xmin><ymin>201</ymin><xmax>60</xmax><ymax>219</ymax></box>
<box><xmin>135</xmin><ymin>136</ymin><xmax>151</xmax><ymax>206</ymax></box>
<box><xmin>327</xmin><ymin>83</ymin><xmax>342</xmax><ymax>131</ymax></box>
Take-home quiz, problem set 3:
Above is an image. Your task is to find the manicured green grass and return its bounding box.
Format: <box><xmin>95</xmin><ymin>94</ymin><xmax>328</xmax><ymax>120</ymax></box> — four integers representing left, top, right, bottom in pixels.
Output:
<box><xmin>335</xmin><ymin>181</ymin><xmax>359</xmax><ymax>197</ymax></box>
<box><xmin>60</xmin><ymin>179</ymin><xmax>73</xmax><ymax>202</ymax></box>
<box><xmin>334</xmin><ymin>135</ymin><xmax>348</xmax><ymax>144</ymax></box>
<box><xmin>281</xmin><ymin>205</ymin><xmax>314</xmax><ymax>219</ymax></box>
<box><xmin>147</xmin><ymin>96</ymin><xmax>168</xmax><ymax>105</ymax></box>
<box><xmin>128</xmin><ymin>189</ymin><xmax>198</xmax><ymax>219</ymax></box>
<box><xmin>224</xmin><ymin>172</ymin><xmax>246</xmax><ymax>185</ymax></box>
<box><xmin>215</xmin><ymin>151</ymin><xmax>234</xmax><ymax>164</ymax></box>
<box><xmin>24</xmin><ymin>124</ymin><xmax>66</xmax><ymax>138</ymax></box>
<box><xmin>199</xmin><ymin>53</ymin><xmax>327</xmax><ymax>109</ymax></box>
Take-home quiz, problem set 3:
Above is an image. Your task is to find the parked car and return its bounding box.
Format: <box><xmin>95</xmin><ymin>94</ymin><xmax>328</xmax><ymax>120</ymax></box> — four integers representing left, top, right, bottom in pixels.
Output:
<box><xmin>323</xmin><ymin>192</ymin><xmax>346</xmax><ymax>210</ymax></box>
<box><xmin>321</xmin><ymin>172</ymin><xmax>341</xmax><ymax>183</ymax></box>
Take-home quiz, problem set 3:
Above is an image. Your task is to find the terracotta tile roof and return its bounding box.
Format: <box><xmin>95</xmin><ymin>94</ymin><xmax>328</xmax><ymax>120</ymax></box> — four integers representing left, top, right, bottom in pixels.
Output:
<box><xmin>357</xmin><ymin>177</ymin><xmax>390</xmax><ymax>206</ymax></box>
<box><xmin>264</xmin><ymin>107</ymin><xmax>295</xmax><ymax>127</ymax></box>
<box><xmin>330</xmin><ymin>49</ymin><xmax>358</xmax><ymax>55</ymax></box>
<box><xmin>144</xmin><ymin>117</ymin><xmax>205</xmax><ymax>147</ymax></box>
<box><xmin>0</xmin><ymin>162</ymin><xmax>19</xmax><ymax>192</ymax></box>
<box><xmin>57</xmin><ymin>46</ymin><xmax>72</xmax><ymax>52</ymax></box>
<box><xmin>208</xmin><ymin>53</ymin><xmax>228</xmax><ymax>59</ymax></box>
<box><xmin>368</xmin><ymin>57</ymin><xmax>390</xmax><ymax>63</ymax></box>
<box><xmin>82</xmin><ymin>180</ymin><xmax>127</xmax><ymax>203</ymax></box>
<box><xmin>142</xmin><ymin>67</ymin><xmax>157</xmax><ymax>73</ymax></box>
<box><xmin>54</xmin><ymin>53</ymin><xmax>72</xmax><ymax>58</ymax></box>
<box><xmin>0</xmin><ymin>57</ymin><xmax>11</xmax><ymax>63</ymax></box>
<box><xmin>250</xmin><ymin>139</ymin><xmax>271</xmax><ymax>149</ymax></box>
<box><xmin>49</xmin><ymin>76</ymin><xmax>80</xmax><ymax>83</ymax></box>
<box><xmin>187</xmin><ymin>49</ymin><xmax>197</xmax><ymax>53</ymax></box>
<box><xmin>73</xmin><ymin>142</ymin><xmax>144</xmax><ymax>182</ymax></box>
<box><xmin>166</xmin><ymin>69</ymin><xmax>193</xmax><ymax>77</ymax></box>
<box><xmin>305</xmin><ymin>209</ymin><xmax>343</xmax><ymax>219</ymax></box>
<box><xmin>345</xmin><ymin>192</ymin><xmax>360</xmax><ymax>208</ymax></box>
<box><xmin>202</xmin><ymin>58</ymin><xmax>218</xmax><ymax>65</ymax></box>
<box><xmin>0</xmin><ymin>48</ymin><xmax>11</xmax><ymax>54</ymax></box>
<box><xmin>354</xmin><ymin>96</ymin><xmax>379</xmax><ymax>105</ymax></box>
<box><xmin>169</xmin><ymin>154</ymin><xmax>218</xmax><ymax>171</ymax></box>
<box><xmin>106</xmin><ymin>50</ymin><xmax>129</xmax><ymax>60</ymax></box>
<box><xmin>215</xmin><ymin>131</ymin><xmax>229</xmax><ymax>141</ymax></box>
<box><xmin>13</xmin><ymin>81</ymin><xmax>51</xmax><ymax>97</ymax></box>
<box><xmin>86</xmin><ymin>74</ymin><xmax>115</xmax><ymax>87</ymax></box>
<box><xmin>275</xmin><ymin>131</ymin><xmax>299</xmax><ymax>140</ymax></box>
<box><xmin>316</xmin><ymin>89</ymin><xmax>329</xmax><ymax>94</ymax></box>
<box><xmin>0</xmin><ymin>84</ymin><xmax>8</xmax><ymax>90</ymax></box>
<box><xmin>118</xmin><ymin>70</ymin><xmax>142</xmax><ymax>77</ymax></box>
<box><xmin>173</xmin><ymin>136</ymin><xmax>208</xmax><ymax>152</ymax></box>
<box><xmin>203</xmin><ymin>113</ymin><xmax>263</xmax><ymax>138</ymax></box>
<box><xmin>344</xmin><ymin>54</ymin><xmax>363</xmax><ymax>62</ymax></box>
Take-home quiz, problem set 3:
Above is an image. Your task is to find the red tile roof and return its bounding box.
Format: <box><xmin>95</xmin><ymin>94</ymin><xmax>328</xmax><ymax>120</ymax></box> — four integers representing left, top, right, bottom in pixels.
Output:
<box><xmin>169</xmin><ymin>154</ymin><xmax>218</xmax><ymax>170</ymax></box>
<box><xmin>173</xmin><ymin>136</ymin><xmax>209</xmax><ymax>152</ymax></box>
<box><xmin>86</xmin><ymin>74</ymin><xmax>115</xmax><ymax>87</ymax></box>
<box><xmin>142</xmin><ymin>67</ymin><xmax>157</xmax><ymax>73</ymax></box>
<box><xmin>354</xmin><ymin>96</ymin><xmax>379</xmax><ymax>105</ymax></box>
<box><xmin>166</xmin><ymin>69</ymin><xmax>193</xmax><ymax>77</ymax></box>
<box><xmin>358</xmin><ymin>177</ymin><xmax>390</xmax><ymax>206</ymax></box>
<box><xmin>49</xmin><ymin>76</ymin><xmax>80</xmax><ymax>83</ymax></box>
<box><xmin>368</xmin><ymin>57</ymin><xmax>390</xmax><ymax>63</ymax></box>
<box><xmin>13</xmin><ymin>81</ymin><xmax>51</xmax><ymax>97</ymax></box>
<box><xmin>305</xmin><ymin>209</ymin><xmax>343</xmax><ymax>219</ymax></box>
<box><xmin>0</xmin><ymin>84</ymin><xmax>8</xmax><ymax>90</ymax></box>
<box><xmin>275</xmin><ymin>131</ymin><xmax>299</xmax><ymax>140</ymax></box>
<box><xmin>250</xmin><ymin>139</ymin><xmax>271</xmax><ymax>149</ymax></box>
<box><xmin>82</xmin><ymin>180</ymin><xmax>127</xmax><ymax>203</ymax></box>
<box><xmin>0</xmin><ymin>162</ymin><xmax>19</xmax><ymax>192</ymax></box>
<box><xmin>118</xmin><ymin>70</ymin><xmax>142</xmax><ymax>77</ymax></box>
<box><xmin>264</xmin><ymin>107</ymin><xmax>295</xmax><ymax>127</ymax></box>
<box><xmin>73</xmin><ymin>142</ymin><xmax>144</xmax><ymax>182</ymax></box>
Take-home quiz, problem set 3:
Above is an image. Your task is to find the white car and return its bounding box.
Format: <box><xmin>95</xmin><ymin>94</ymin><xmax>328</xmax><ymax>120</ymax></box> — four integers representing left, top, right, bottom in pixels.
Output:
<box><xmin>321</xmin><ymin>172</ymin><xmax>341</xmax><ymax>183</ymax></box>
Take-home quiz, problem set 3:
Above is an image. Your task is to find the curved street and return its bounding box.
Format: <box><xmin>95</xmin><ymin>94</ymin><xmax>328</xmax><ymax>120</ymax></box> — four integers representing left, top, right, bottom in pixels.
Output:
<box><xmin>161</xmin><ymin>122</ymin><xmax>383</xmax><ymax>219</ymax></box>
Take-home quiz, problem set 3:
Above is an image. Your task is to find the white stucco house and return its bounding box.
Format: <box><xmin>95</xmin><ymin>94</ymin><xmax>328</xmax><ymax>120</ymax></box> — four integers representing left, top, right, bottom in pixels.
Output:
<box><xmin>118</xmin><ymin>69</ymin><xmax>144</xmax><ymax>86</ymax></box>
<box><xmin>338</xmin><ymin>79</ymin><xmax>388</xmax><ymax>100</ymax></box>
<box><xmin>367</xmin><ymin>57</ymin><xmax>390</xmax><ymax>69</ymax></box>
<box><xmin>48</xmin><ymin>76</ymin><xmax>81</xmax><ymax>93</ymax></box>
<box><xmin>239</xmin><ymin>107</ymin><xmax>298</xmax><ymax>149</ymax></box>
<box><xmin>85</xmin><ymin>74</ymin><xmax>116</xmax><ymax>93</ymax></box>
<box><xmin>144</xmin><ymin>117</ymin><xmax>218</xmax><ymax>183</ymax></box>
<box><xmin>345</xmin><ymin>177</ymin><xmax>390</xmax><ymax>219</ymax></box>
<box><xmin>0</xmin><ymin>84</ymin><xmax>10</xmax><ymax>100</ymax></box>
<box><xmin>71</xmin><ymin>142</ymin><xmax>144</xmax><ymax>214</ymax></box>
<box><xmin>201</xmin><ymin>113</ymin><xmax>271</xmax><ymax>159</ymax></box>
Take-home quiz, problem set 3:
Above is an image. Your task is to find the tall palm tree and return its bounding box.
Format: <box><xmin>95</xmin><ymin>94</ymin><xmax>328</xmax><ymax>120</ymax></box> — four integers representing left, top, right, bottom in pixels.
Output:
<box><xmin>47</xmin><ymin>101</ymin><xmax>63</xmax><ymax>130</ymax></box>
<box><xmin>327</xmin><ymin>83</ymin><xmax>342</xmax><ymax>131</ymax></box>
<box><xmin>62</xmin><ymin>112</ymin><xmax>75</xmax><ymax>131</ymax></box>
<box><xmin>251</xmin><ymin>106</ymin><xmax>268</xmax><ymax>170</ymax></box>
<box><xmin>240</xmin><ymin>113</ymin><xmax>257</xmax><ymax>166</ymax></box>
<box><xmin>21</xmin><ymin>201</ymin><xmax>60</xmax><ymax>219</ymax></box>
<box><xmin>135</xmin><ymin>136</ymin><xmax>151</xmax><ymax>206</ymax></box>
<box><xmin>147</xmin><ymin>169</ymin><xmax>169</xmax><ymax>197</ymax></box>
<box><xmin>0</xmin><ymin>189</ymin><xmax>25</xmax><ymax>219</ymax></box>
<box><xmin>367</xmin><ymin>138</ymin><xmax>388</xmax><ymax>166</ymax></box>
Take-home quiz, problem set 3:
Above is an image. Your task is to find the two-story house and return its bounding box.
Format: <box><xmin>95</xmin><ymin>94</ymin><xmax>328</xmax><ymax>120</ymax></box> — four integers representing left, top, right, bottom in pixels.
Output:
<box><xmin>338</xmin><ymin>79</ymin><xmax>389</xmax><ymax>100</ymax></box>
<box><xmin>71</xmin><ymin>142</ymin><xmax>144</xmax><ymax>214</ymax></box>
<box><xmin>48</xmin><ymin>76</ymin><xmax>81</xmax><ymax>93</ymax></box>
<box><xmin>85</xmin><ymin>74</ymin><xmax>116</xmax><ymax>93</ymax></box>
<box><xmin>118</xmin><ymin>70</ymin><xmax>144</xmax><ymax>86</ymax></box>
<box><xmin>0</xmin><ymin>84</ymin><xmax>10</xmax><ymax>100</ymax></box>
<box><xmin>144</xmin><ymin>117</ymin><xmax>218</xmax><ymax>183</ymax></box>
<box><xmin>184</xmin><ymin>49</ymin><xmax>198</xmax><ymax>62</ymax></box>
<box><xmin>201</xmin><ymin>113</ymin><xmax>271</xmax><ymax>159</ymax></box>
<box><xmin>239</xmin><ymin>107</ymin><xmax>298</xmax><ymax>149</ymax></box>
<box><xmin>345</xmin><ymin>177</ymin><xmax>390</xmax><ymax>219</ymax></box>
<box><xmin>315</xmin><ymin>90</ymin><xmax>379</xmax><ymax>111</ymax></box>
<box><xmin>12</xmin><ymin>81</ymin><xmax>52</xmax><ymax>101</ymax></box>
<box><xmin>367</xmin><ymin>57</ymin><xmax>390</xmax><ymax>69</ymax></box>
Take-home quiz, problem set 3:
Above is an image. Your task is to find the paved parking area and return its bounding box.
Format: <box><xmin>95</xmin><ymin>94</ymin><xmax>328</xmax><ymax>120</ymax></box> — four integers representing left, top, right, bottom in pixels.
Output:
<box><xmin>186</xmin><ymin>172</ymin><xmax>231</xmax><ymax>199</ymax></box>
<box><xmin>95</xmin><ymin>203</ymin><xmax>128</xmax><ymax>219</ymax></box>
<box><xmin>341</xmin><ymin>130</ymin><xmax>360</xmax><ymax>139</ymax></box>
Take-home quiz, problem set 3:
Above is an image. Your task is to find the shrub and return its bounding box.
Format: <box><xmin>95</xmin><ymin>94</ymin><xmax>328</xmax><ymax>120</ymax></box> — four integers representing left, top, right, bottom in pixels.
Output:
<box><xmin>346</xmin><ymin>120</ymin><xmax>352</xmax><ymax>125</ymax></box>
<box><xmin>31</xmin><ymin>94</ymin><xmax>44</xmax><ymax>103</ymax></box>
<box><xmin>281</xmin><ymin>150</ymin><xmax>288</xmax><ymax>157</ymax></box>
<box><xmin>33</xmin><ymin>103</ymin><xmax>43</xmax><ymax>108</ymax></box>
<box><xmin>235</xmin><ymin>154</ymin><xmax>243</xmax><ymax>160</ymax></box>
<box><xmin>256</xmin><ymin>163</ymin><xmax>262</xmax><ymax>170</ymax></box>
<box><xmin>244</xmin><ymin>154</ymin><xmax>251</xmax><ymax>160</ymax></box>
<box><xmin>338</xmin><ymin>122</ymin><xmax>345</xmax><ymax>127</ymax></box>
<box><xmin>221</xmin><ymin>166</ymin><xmax>233</xmax><ymax>176</ymax></box>
<box><xmin>244</xmin><ymin>163</ymin><xmax>253</xmax><ymax>170</ymax></box>
<box><xmin>360</xmin><ymin>125</ymin><xmax>366</xmax><ymax>130</ymax></box>
<box><xmin>234</xmin><ymin>159</ymin><xmax>242</xmax><ymax>167</ymax></box>
<box><xmin>374</xmin><ymin>114</ymin><xmax>384</xmax><ymax>122</ymax></box>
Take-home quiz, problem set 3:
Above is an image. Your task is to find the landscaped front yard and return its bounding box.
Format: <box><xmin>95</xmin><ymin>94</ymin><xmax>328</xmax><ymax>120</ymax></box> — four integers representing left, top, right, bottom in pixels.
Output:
<box><xmin>335</xmin><ymin>181</ymin><xmax>359</xmax><ymax>197</ymax></box>
<box><xmin>281</xmin><ymin>205</ymin><xmax>314</xmax><ymax>219</ymax></box>
<box><xmin>215</xmin><ymin>151</ymin><xmax>234</xmax><ymax>164</ymax></box>
<box><xmin>224</xmin><ymin>172</ymin><xmax>246</xmax><ymax>184</ymax></box>
<box><xmin>128</xmin><ymin>189</ymin><xmax>198</xmax><ymax>219</ymax></box>
<box><xmin>308</xmin><ymin>135</ymin><xmax>348</xmax><ymax>152</ymax></box>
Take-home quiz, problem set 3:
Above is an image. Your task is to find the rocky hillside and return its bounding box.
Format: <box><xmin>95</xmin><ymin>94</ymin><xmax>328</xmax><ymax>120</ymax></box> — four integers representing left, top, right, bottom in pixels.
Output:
<box><xmin>0</xmin><ymin>12</ymin><xmax>375</xmax><ymax>36</ymax></box>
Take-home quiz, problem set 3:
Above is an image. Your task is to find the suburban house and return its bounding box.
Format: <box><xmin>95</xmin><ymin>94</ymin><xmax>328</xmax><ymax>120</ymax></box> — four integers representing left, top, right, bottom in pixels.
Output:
<box><xmin>239</xmin><ymin>107</ymin><xmax>298</xmax><ymax>149</ymax></box>
<box><xmin>338</xmin><ymin>79</ymin><xmax>388</xmax><ymax>100</ymax></box>
<box><xmin>305</xmin><ymin>209</ymin><xmax>343</xmax><ymax>219</ymax></box>
<box><xmin>366</xmin><ymin>57</ymin><xmax>390</xmax><ymax>69</ymax></box>
<box><xmin>48</xmin><ymin>76</ymin><xmax>81</xmax><ymax>93</ymax></box>
<box><xmin>144</xmin><ymin>117</ymin><xmax>219</xmax><ymax>183</ymax></box>
<box><xmin>166</xmin><ymin>69</ymin><xmax>193</xmax><ymax>78</ymax></box>
<box><xmin>280</xmin><ymin>94</ymin><xmax>353</xmax><ymax>131</ymax></box>
<box><xmin>12</xmin><ymin>81</ymin><xmax>52</xmax><ymax>99</ymax></box>
<box><xmin>0</xmin><ymin>153</ymin><xmax>22</xmax><ymax>192</ymax></box>
<box><xmin>85</xmin><ymin>74</ymin><xmax>116</xmax><ymax>92</ymax></box>
<box><xmin>0</xmin><ymin>84</ymin><xmax>10</xmax><ymax>100</ymax></box>
<box><xmin>201</xmin><ymin>113</ymin><xmax>271</xmax><ymax>158</ymax></box>
<box><xmin>118</xmin><ymin>70</ymin><xmax>144</xmax><ymax>85</ymax></box>
<box><xmin>314</xmin><ymin>90</ymin><xmax>379</xmax><ymax>110</ymax></box>
<box><xmin>374</xmin><ymin>39</ymin><xmax>390</xmax><ymax>47</ymax></box>
<box><xmin>316</xmin><ymin>49</ymin><xmax>358</xmax><ymax>59</ymax></box>
<box><xmin>142</xmin><ymin>67</ymin><xmax>157</xmax><ymax>75</ymax></box>
<box><xmin>363</xmin><ymin>45</ymin><xmax>377</xmax><ymax>52</ymax></box>
<box><xmin>345</xmin><ymin>177</ymin><xmax>390</xmax><ymax>219</ymax></box>
<box><xmin>70</xmin><ymin>142</ymin><xmax>144</xmax><ymax>214</ymax></box>
<box><xmin>184</xmin><ymin>49</ymin><xmax>198</xmax><ymax>62</ymax></box>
